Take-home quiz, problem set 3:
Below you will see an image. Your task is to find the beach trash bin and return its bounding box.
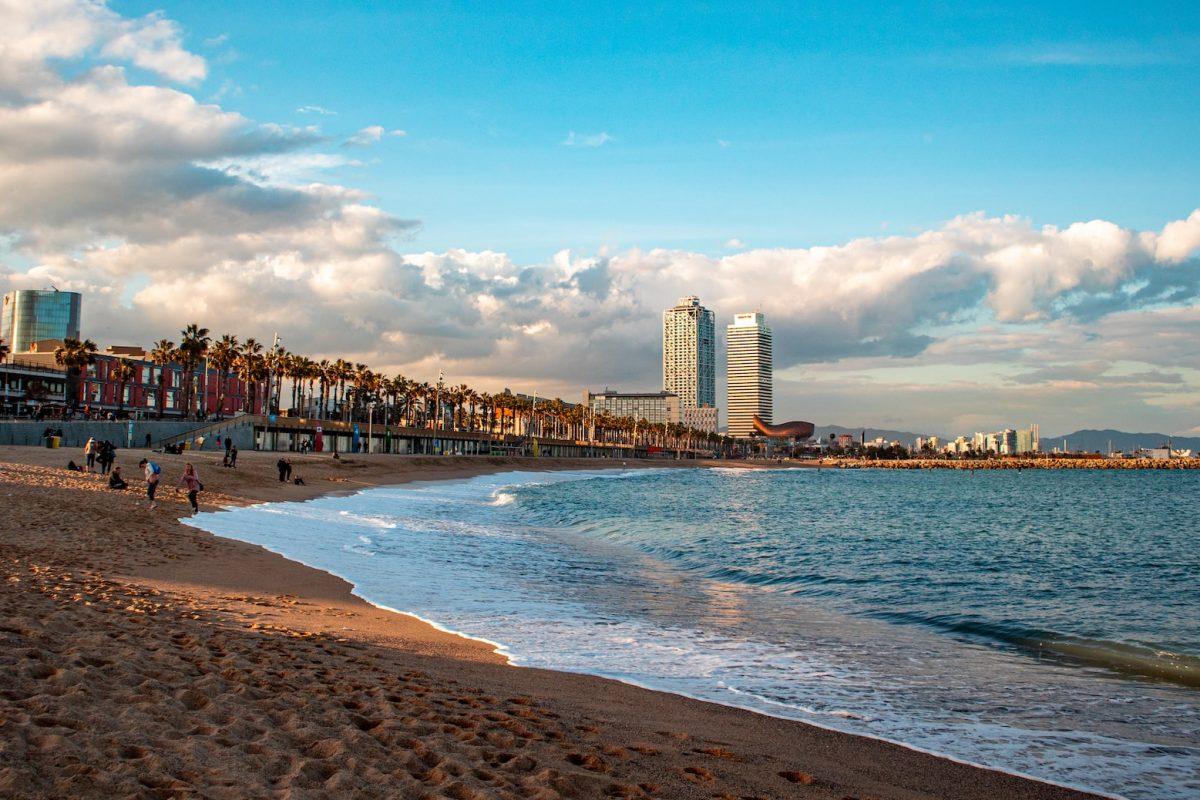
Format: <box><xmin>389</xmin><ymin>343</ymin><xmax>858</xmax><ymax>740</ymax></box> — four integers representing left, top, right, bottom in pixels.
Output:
<box><xmin>47</xmin><ymin>436</ymin><xmax>61</xmax><ymax>449</ymax></box>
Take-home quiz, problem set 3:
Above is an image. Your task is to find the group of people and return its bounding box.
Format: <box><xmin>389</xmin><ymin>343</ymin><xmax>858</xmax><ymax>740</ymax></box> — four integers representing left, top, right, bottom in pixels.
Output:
<box><xmin>83</xmin><ymin>437</ymin><xmax>120</xmax><ymax>474</ymax></box>
<box><xmin>276</xmin><ymin>457</ymin><xmax>305</xmax><ymax>485</ymax></box>
<box><xmin>40</xmin><ymin>426</ymin><xmax>65</xmax><ymax>442</ymax></box>
<box><xmin>135</xmin><ymin>458</ymin><xmax>204</xmax><ymax>513</ymax></box>
<box><xmin>66</xmin><ymin>453</ymin><xmax>204</xmax><ymax>513</ymax></box>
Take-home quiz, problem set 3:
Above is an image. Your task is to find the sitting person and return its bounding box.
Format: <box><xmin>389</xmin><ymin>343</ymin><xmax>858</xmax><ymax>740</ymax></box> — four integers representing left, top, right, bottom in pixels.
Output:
<box><xmin>108</xmin><ymin>466</ymin><xmax>128</xmax><ymax>490</ymax></box>
<box><xmin>66</xmin><ymin>460</ymin><xmax>83</xmax><ymax>472</ymax></box>
<box><xmin>292</xmin><ymin>474</ymin><xmax>306</xmax><ymax>486</ymax></box>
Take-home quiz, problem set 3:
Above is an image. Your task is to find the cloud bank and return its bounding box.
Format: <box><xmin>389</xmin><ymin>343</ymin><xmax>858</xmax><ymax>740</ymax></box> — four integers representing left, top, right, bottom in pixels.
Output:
<box><xmin>1</xmin><ymin>1</ymin><xmax>1198</xmax><ymax>434</ymax></box>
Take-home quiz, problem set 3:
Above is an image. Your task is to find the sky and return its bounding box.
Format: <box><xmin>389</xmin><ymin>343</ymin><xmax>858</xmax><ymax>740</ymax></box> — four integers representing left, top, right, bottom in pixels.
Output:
<box><xmin>1</xmin><ymin>0</ymin><xmax>1198</xmax><ymax>436</ymax></box>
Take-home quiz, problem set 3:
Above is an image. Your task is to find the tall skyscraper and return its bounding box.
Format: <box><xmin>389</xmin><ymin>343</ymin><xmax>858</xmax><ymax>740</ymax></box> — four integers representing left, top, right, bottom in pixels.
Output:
<box><xmin>1</xmin><ymin>289</ymin><xmax>82</xmax><ymax>354</ymax></box>
<box><xmin>726</xmin><ymin>311</ymin><xmax>773</xmax><ymax>438</ymax></box>
<box><xmin>662</xmin><ymin>295</ymin><xmax>716</xmax><ymax>411</ymax></box>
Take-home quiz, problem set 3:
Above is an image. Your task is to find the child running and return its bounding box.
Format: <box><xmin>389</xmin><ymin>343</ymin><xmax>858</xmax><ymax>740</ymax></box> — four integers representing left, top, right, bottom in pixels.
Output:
<box><xmin>138</xmin><ymin>458</ymin><xmax>161</xmax><ymax>509</ymax></box>
<box><xmin>178</xmin><ymin>462</ymin><xmax>203</xmax><ymax>514</ymax></box>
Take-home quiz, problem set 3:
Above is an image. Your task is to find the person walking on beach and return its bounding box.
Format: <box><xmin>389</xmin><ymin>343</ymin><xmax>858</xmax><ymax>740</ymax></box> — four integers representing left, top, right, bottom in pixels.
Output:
<box><xmin>178</xmin><ymin>463</ymin><xmax>203</xmax><ymax>514</ymax></box>
<box><xmin>223</xmin><ymin>436</ymin><xmax>232</xmax><ymax>466</ymax></box>
<box><xmin>84</xmin><ymin>437</ymin><xmax>96</xmax><ymax>472</ymax></box>
<box><xmin>139</xmin><ymin>458</ymin><xmax>162</xmax><ymax>509</ymax></box>
<box><xmin>98</xmin><ymin>441</ymin><xmax>115</xmax><ymax>475</ymax></box>
<box><xmin>228</xmin><ymin>444</ymin><xmax>238</xmax><ymax>468</ymax></box>
<box><xmin>276</xmin><ymin>457</ymin><xmax>293</xmax><ymax>483</ymax></box>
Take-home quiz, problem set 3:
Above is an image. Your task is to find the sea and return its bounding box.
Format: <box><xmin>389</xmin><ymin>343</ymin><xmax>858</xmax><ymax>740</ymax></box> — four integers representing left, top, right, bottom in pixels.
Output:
<box><xmin>185</xmin><ymin>467</ymin><xmax>1200</xmax><ymax>799</ymax></box>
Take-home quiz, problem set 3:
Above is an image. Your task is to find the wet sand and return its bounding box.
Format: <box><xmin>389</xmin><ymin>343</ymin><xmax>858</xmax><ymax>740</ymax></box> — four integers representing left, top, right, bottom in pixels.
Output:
<box><xmin>0</xmin><ymin>445</ymin><xmax>1103</xmax><ymax>799</ymax></box>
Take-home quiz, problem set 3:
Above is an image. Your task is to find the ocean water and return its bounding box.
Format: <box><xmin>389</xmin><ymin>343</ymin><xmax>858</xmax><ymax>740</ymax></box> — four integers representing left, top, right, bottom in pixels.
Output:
<box><xmin>186</xmin><ymin>467</ymin><xmax>1200</xmax><ymax>799</ymax></box>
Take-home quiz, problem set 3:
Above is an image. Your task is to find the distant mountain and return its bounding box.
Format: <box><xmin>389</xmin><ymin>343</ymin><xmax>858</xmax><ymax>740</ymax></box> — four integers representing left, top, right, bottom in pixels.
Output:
<box><xmin>1044</xmin><ymin>429</ymin><xmax>1200</xmax><ymax>453</ymax></box>
<box><xmin>813</xmin><ymin>424</ymin><xmax>937</xmax><ymax>444</ymax></box>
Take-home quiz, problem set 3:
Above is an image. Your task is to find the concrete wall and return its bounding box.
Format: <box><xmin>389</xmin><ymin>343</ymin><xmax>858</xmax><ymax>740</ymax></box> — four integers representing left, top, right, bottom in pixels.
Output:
<box><xmin>166</xmin><ymin>422</ymin><xmax>258</xmax><ymax>453</ymax></box>
<box><xmin>0</xmin><ymin>420</ymin><xmax>207</xmax><ymax>449</ymax></box>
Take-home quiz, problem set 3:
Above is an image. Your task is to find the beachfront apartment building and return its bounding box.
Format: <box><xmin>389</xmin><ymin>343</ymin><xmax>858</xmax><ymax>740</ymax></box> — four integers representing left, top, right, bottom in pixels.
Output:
<box><xmin>1</xmin><ymin>289</ymin><xmax>81</xmax><ymax>354</ymax></box>
<box><xmin>12</xmin><ymin>342</ymin><xmax>262</xmax><ymax>418</ymax></box>
<box><xmin>0</xmin><ymin>360</ymin><xmax>69</xmax><ymax>415</ymax></box>
<box><xmin>662</xmin><ymin>296</ymin><xmax>716</xmax><ymax>412</ymax></box>
<box><xmin>585</xmin><ymin>389</ymin><xmax>681</xmax><ymax>426</ymax></box>
<box><xmin>725</xmin><ymin>312</ymin><xmax>773</xmax><ymax>438</ymax></box>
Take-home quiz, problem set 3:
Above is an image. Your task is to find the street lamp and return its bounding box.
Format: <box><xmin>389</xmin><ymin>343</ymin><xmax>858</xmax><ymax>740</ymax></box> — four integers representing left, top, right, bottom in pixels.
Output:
<box><xmin>367</xmin><ymin>400</ymin><xmax>377</xmax><ymax>454</ymax></box>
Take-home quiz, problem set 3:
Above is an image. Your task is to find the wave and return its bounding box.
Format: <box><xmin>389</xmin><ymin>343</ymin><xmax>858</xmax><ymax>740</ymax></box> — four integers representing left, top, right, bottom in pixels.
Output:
<box><xmin>869</xmin><ymin>610</ymin><xmax>1200</xmax><ymax>689</ymax></box>
<box><xmin>336</xmin><ymin>510</ymin><xmax>397</xmax><ymax>529</ymax></box>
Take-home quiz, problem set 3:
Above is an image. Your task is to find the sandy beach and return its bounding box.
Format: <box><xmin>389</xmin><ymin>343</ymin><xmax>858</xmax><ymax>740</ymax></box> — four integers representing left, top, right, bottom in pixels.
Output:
<box><xmin>0</xmin><ymin>445</ymin><xmax>1103</xmax><ymax>799</ymax></box>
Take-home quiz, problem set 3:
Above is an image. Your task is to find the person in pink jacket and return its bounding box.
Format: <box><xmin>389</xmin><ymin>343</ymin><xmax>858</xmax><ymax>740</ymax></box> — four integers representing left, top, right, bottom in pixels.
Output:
<box><xmin>178</xmin><ymin>462</ymin><xmax>203</xmax><ymax>514</ymax></box>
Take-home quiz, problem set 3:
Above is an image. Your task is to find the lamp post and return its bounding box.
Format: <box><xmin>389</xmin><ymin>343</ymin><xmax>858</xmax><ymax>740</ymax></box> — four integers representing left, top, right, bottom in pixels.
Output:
<box><xmin>530</xmin><ymin>390</ymin><xmax>537</xmax><ymax>437</ymax></box>
<box><xmin>434</xmin><ymin>370</ymin><xmax>443</xmax><ymax>431</ymax></box>
<box><xmin>367</xmin><ymin>400</ymin><xmax>376</xmax><ymax>454</ymax></box>
<box><xmin>264</xmin><ymin>332</ymin><xmax>279</xmax><ymax>416</ymax></box>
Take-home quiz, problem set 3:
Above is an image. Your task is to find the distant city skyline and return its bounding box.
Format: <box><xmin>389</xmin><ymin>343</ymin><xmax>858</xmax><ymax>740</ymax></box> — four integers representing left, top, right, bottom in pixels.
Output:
<box><xmin>0</xmin><ymin>3</ymin><xmax>1197</xmax><ymax>435</ymax></box>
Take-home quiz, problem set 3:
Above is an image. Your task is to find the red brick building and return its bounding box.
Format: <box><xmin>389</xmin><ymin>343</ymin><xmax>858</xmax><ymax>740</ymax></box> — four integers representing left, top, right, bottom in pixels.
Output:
<box><xmin>14</xmin><ymin>343</ymin><xmax>265</xmax><ymax>418</ymax></box>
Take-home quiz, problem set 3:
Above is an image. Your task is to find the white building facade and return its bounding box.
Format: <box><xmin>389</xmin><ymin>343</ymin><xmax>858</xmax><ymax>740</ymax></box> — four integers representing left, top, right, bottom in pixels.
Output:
<box><xmin>584</xmin><ymin>389</ymin><xmax>680</xmax><ymax>426</ymax></box>
<box><xmin>725</xmin><ymin>311</ymin><xmax>773</xmax><ymax>439</ymax></box>
<box><xmin>662</xmin><ymin>295</ymin><xmax>716</xmax><ymax>412</ymax></box>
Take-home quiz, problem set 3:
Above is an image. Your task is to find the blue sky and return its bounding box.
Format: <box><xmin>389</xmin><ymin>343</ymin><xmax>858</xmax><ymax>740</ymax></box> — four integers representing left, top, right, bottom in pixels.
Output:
<box><xmin>3</xmin><ymin>2</ymin><xmax>1198</xmax><ymax>434</ymax></box>
<box><xmin>120</xmin><ymin>1</ymin><xmax>1200</xmax><ymax>260</ymax></box>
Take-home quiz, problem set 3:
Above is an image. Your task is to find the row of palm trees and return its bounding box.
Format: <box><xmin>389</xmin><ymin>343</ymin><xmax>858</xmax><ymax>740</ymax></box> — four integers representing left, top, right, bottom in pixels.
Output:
<box><xmin>46</xmin><ymin>327</ymin><xmax>734</xmax><ymax>454</ymax></box>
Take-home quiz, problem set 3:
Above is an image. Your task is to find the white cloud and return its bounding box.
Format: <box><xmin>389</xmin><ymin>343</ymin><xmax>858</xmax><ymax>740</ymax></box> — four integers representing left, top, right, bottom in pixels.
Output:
<box><xmin>0</xmin><ymin>1</ymin><xmax>207</xmax><ymax>87</ymax></box>
<box><xmin>724</xmin><ymin>238</ymin><xmax>744</xmax><ymax>249</ymax></box>
<box><xmin>345</xmin><ymin>124</ymin><xmax>385</xmax><ymax>146</ymax></box>
<box><xmin>562</xmin><ymin>130</ymin><xmax>613</xmax><ymax>148</ymax></box>
<box><xmin>99</xmin><ymin>11</ymin><xmax>206</xmax><ymax>83</ymax></box>
<box><xmin>296</xmin><ymin>104</ymin><xmax>336</xmax><ymax>116</ymax></box>
<box><xmin>1155</xmin><ymin>209</ymin><xmax>1200</xmax><ymax>262</ymax></box>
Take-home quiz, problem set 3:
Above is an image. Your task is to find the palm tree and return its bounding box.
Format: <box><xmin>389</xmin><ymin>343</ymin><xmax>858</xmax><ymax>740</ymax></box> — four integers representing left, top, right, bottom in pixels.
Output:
<box><xmin>336</xmin><ymin>360</ymin><xmax>351</xmax><ymax>418</ymax></box>
<box><xmin>207</xmin><ymin>334</ymin><xmax>239</xmax><ymax>418</ymax></box>
<box><xmin>349</xmin><ymin>363</ymin><xmax>372</xmax><ymax>421</ymax></box>
<box><xmin>113</xmin><ymin>359</ymin><xmax>137</xmax><ymax>416</ymax></box>
<box><xmin>261</xmin><ymin>345</ymin><xmax>286</xmax><ymax>415</ymax></box>
<box><xmin>149</xmin><ymin>339</ymin><xmax>177</xmax><ymax>418</ymax></box>
<box><xmin>237</xmin><ymin>338</ymin><xmax>265</xmax><ymax>413</ymax></box>
<box><xmin>287</xmin><ymin>355</ymin><xmax>311</xmax><ymax>414</ymax></box>
<box><xmin>301</xmin><ymin>357</ymin><xmax>319</xmax><ymax>416</ymax></box>
<box><xmin>53</xmin><ymin>337</ymin><xmax>98</xmax><ymax>411</ymax></box>
<box><xmin>316</xmin><ymin>359</ymin><xmax>332</xmax><ymax>419</ymax></box>
<box><xmin>178</xmin><ymin>323</ymin><xmax>210</xmax><ymax>418</ymax></box>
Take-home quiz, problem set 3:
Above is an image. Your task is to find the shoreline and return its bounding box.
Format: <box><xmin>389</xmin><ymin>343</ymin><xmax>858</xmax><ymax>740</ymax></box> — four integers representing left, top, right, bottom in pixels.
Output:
<box><xmin>186</xmin><ymin>467</ymin><xmax>1129</xmax><ymax>800</ymax></box>
<box><xmin>818</xmin><ymin>456</ymin><xmax>1200</xmax><ymax>469</ymax></box>
<box><xmin>1</xmin><ymin>445</ymin><xmax>1105</xmax><ymax>799</ymax></box>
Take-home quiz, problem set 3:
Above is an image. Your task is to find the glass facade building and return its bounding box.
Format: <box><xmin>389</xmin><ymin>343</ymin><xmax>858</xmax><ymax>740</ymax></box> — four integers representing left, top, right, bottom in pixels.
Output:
<box><xmin>1</xmin><ymin>290</ymin><xmax>82</xmax><ymax>353</ymax></box>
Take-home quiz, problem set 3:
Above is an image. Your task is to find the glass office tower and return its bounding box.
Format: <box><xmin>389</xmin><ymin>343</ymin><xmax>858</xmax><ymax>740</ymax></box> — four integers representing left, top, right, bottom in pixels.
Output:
<box><xmin>1</xmin><ymin>290</ymin><xmax>82</xmax><ymax>353</ymax></box>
